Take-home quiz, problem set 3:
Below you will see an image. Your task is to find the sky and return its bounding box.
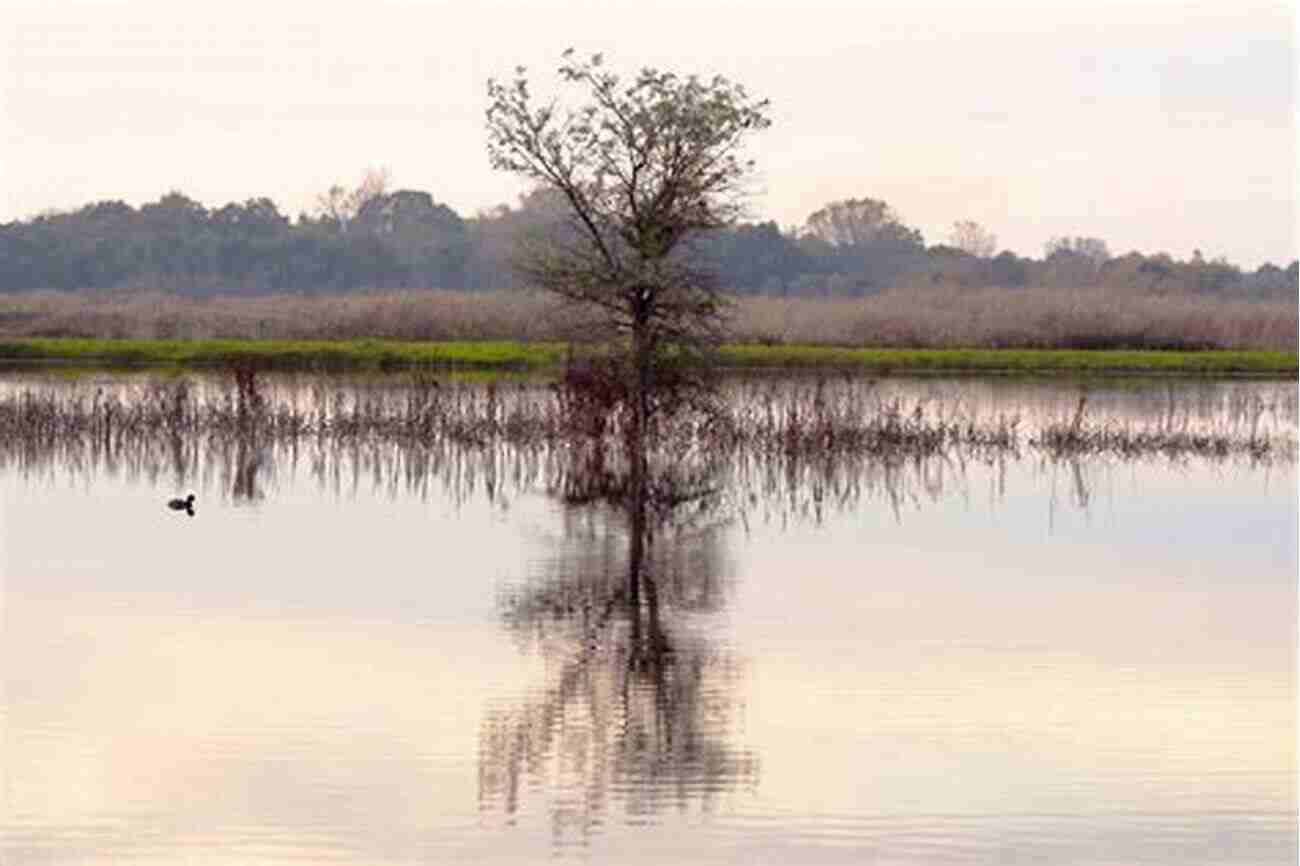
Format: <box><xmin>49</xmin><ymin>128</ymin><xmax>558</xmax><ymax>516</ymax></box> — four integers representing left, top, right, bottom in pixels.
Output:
<box><xmin>2</xmin><ymin>0</ymin><xmax>1295</xmax><ymax>267</ymax></box>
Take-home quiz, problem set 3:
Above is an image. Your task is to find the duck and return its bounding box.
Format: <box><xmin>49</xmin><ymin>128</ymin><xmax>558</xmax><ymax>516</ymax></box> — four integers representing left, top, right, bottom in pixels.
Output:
<box><xmin>168</xmin><ymin>493</ymin><xmax>196</xmax><ymax>512</ymax></box>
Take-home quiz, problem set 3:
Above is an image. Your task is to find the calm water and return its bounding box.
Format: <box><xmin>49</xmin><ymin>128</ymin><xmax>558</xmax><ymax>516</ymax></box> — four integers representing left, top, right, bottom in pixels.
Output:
<box><xmin>2</xmin><ymin>372</ymin><xmax>1296</xmax><ymax>864</ymax></box>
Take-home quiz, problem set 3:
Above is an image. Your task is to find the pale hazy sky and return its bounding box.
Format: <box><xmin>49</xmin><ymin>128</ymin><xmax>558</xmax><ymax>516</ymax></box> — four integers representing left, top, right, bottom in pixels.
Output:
<box><xmin>3</xmin><ymin>0</ymin><xmax>1296</xmax><ymax>266</ymax></box>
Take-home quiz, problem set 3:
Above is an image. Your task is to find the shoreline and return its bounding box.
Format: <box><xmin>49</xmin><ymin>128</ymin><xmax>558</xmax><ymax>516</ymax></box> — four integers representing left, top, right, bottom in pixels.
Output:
<box><xmin>0</xmin><ymin>337</ymin><xmax>1294</xmax><ymax>377</ymax></box>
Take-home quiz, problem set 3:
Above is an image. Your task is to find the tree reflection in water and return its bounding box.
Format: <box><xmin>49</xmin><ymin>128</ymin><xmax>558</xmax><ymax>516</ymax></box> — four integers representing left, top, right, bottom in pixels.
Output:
<box><xmin>479</xmin><ymin>433</ymin><xmax>759</xmax><ymax>842</ymax></box>
<box><xmin>226</xmin><ymin>435</ymin><xmax>268</xmax><ymax>504</ymax></box>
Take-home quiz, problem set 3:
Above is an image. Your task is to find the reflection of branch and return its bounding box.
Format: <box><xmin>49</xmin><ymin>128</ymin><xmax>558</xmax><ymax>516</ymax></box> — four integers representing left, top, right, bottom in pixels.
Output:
<box><xmin>478</xmin><ymin>619</ymin><xmax>758</xmax><ymax>837</ymax></box>
<box><xmin>231</xmin><ymin>436</ymin><xmax>266</xmax><ymax>503</ymax></box>
<box><xmin>1070</xmin><ymin>459</ymin><xmax>1091</xmax><ymax>510</ymax></box>
<box><xmin>480</xmin><ymin>460</ymin><xmax>757</xmax><ymax>842</ymax></box>
<box><xmin>479</xmin><ymin>598</ymin><xmax>622</xmax><ymax>823</ymax></box>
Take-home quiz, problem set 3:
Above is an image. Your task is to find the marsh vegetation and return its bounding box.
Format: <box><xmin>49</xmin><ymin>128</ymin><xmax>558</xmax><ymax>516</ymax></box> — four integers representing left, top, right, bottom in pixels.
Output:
<box><xmin>2</xmin><ymin>287</ymin><xmax>1295</xmax><ymax>351</ymax></box>
<box><xmin>3</xmin><ymin>369</ymin><xmax>1293</xmax><ymax>513</ymax></box>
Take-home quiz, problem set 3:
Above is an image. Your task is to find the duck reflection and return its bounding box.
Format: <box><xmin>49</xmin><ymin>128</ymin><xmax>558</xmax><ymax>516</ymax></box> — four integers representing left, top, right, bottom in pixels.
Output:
<box><xmin>479</xmin><ymin>435</ymin><xmax>758</xmax><ymax>841</ymax></box>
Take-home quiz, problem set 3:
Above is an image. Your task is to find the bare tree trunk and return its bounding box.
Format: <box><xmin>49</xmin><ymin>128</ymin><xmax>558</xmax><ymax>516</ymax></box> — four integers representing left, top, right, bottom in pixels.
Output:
<box><xmin>630</xmin><ymin>306</ymin><xmax>652</xmax><ymax>479</ymax></box>
<box><xmin>627</xmin><ymin>457</ymin><xmax>644</xmax><ymax>613</ymax></box>
<box><xmin>627</xmin><ymin>307</ymin><xmax>651</xmax><ymax>628</ymax></box>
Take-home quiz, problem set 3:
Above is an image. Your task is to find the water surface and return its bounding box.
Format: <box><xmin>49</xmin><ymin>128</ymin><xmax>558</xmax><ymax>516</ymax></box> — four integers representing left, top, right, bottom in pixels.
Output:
<box><xmin>3</xmin><ymin>372</ymin><xmax>1295</xmax><ymax>864</ymax></box>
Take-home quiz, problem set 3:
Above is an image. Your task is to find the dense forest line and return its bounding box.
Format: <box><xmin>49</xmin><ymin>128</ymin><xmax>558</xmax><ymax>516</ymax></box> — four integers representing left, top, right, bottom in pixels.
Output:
<box><xmin>2</xmin><ymin>173</ymin><xmax>1295</xmax><ymax>302</ymax></box>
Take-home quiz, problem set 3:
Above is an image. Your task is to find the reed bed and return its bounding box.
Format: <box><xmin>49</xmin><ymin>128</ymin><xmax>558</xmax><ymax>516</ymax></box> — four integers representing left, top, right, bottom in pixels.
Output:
<box><xmin>717</xmin><ymin>378</ymin><xmax>1020</xmax><ymax>458</ymax></box>
<box><xmin>0</xmin><ymin>290</ymin><xmax>565</xmax><ymax>342</ymax></box>
<box><xmin>1034</xmin><ymin>394</ymin><xmax>1284</xmax><ymax>460</ymax></box>
<box><xmin>1</xmin><ymin>372</ymin><xmax>1291</xmax><ymax>467</ymax></box>
<box><xmin>0</xmin><ymin>376</ymin><xmax>567</xmax><ymax>451</ymax></box>
<box><xmin>2</xmin><ymin>373</ymin><xmax>1292</xmax><ymax>528</ymax></box>
<box><xmin>732</xmin><ymin>288</ymin><xmax>1298</xmax><ymax>351</ymax></box>
<box><xmin>2</xmin><ymin>286</ymin><xmax>1294</xmax><ymax>350</ymax></box>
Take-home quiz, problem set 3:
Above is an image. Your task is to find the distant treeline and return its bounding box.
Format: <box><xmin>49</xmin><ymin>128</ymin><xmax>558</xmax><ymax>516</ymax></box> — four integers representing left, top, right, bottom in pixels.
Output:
<box><xmin>2</xmin><ymin>176</ymin><xmax>1295</xmax><ymax>301</ymax></box>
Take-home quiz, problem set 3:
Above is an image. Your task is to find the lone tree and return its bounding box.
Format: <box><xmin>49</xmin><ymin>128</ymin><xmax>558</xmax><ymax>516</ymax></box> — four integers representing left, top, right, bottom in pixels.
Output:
<box><xmin>485</xmin><ymin>50</ymin><xmax>771</xmax><ymax>443</ymax></box>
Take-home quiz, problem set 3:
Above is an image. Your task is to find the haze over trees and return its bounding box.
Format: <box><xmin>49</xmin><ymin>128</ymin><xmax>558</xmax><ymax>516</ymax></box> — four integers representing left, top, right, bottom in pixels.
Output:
<box><xmin>0</xmin><ymin>184</ymin><xmax>1294</xmax><ymax>304</ymax></box>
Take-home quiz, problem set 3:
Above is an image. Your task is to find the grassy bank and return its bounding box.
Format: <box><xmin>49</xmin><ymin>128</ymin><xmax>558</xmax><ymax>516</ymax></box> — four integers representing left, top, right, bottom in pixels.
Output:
<box><xmin>717</xmin><ymin>345</ymin><xmax>1298</xmax><ymax>375</ymax></box>
<box><xmin>0</xmin><ymin>336</ymin><xmax>1294</xmax><ymax>376</ymax></box>
<box><xmin>0</xmin><ymin>337</ymin><xmax>567</xmax><ymax>370</ymax></box>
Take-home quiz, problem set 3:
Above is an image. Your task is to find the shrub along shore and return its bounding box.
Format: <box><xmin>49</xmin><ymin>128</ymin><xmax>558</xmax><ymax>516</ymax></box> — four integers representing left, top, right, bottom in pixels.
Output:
<box><xmin>0</xmin><ymin>337</ymin><xmax>1294</xmax><ymax>376</ymax></box>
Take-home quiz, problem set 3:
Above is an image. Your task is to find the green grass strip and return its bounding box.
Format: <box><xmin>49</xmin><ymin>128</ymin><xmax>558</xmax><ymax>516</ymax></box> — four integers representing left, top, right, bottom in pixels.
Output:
<box><xmin>0</xmin><ymin>338</ymin><xmax>570</xmax><ymax>370</ymax></box>
<box><xmin>0</xmin><ymin>337</ymin><xmax>1294</xmax><ymax>376</ymax></box>
<box><xmin>715</xmin><ymin>345</ymin><xmax>1299</xmax><ymax>376</ymax></box>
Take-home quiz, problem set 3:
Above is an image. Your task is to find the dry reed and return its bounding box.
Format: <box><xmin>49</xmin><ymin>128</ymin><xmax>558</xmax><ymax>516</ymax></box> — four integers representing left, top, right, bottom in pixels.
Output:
<box><xmin>730</xmin><ymin>287</ymin><xmax>1297</xmax><ymax>351</ymax></box>
<box><xmin>1</xmin><ymin>286</ymin><xmax>1293</xmax><ymax>350</ymax></box>
<box><xmin>3</xmin><ymin>373</ymin><xmax>1292</xmax><ymax>528</ymax></box>
<box><xmin>1</xmin><ymin>371</ymin><xmax>1291</xmax><ymax>467</ymax></box>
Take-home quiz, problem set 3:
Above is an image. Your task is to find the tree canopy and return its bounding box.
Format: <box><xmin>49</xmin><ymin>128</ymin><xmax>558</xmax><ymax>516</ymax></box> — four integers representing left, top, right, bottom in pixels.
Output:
<box><xmin>485</xmin><ymin>50</ymin><xmax>772</xmax><ymax>346</ymax></box>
